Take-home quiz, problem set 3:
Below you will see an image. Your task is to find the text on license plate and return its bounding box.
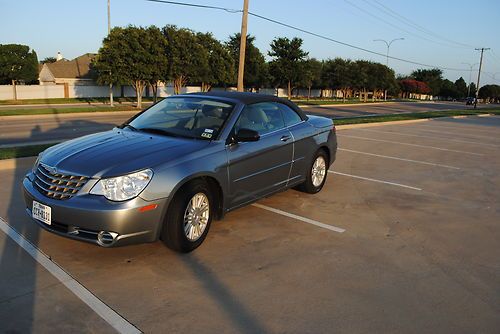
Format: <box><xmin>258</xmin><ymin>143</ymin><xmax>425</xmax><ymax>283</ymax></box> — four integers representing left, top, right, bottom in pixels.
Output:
<box><xmin>32</xmin><ymin>201</ymin><xmax>51</xmax><ymax>225</ymax></box>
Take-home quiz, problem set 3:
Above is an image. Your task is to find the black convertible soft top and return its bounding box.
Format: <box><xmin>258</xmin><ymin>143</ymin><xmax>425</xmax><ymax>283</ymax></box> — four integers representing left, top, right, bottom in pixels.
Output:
<box><xmin>182</xmin><ymin>91</ymin><xmax>308</xmax><ymax>121</ymax></box>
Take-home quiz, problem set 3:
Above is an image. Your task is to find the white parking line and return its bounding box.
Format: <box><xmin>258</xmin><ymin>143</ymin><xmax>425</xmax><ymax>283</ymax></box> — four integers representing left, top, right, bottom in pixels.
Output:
<box><xmin>338</xmin><ymin>134</ymin><xmax>483</xmax><ymax>156</ymax></box>
<box><xmin>338</xmin><ymin>148</ymin><xmax>460</xmax><ymax>169</ymax></box>
<box><xmin>329</xmin><ymin>171</ymin><xmax>422</xmax><ymax>191</ymax></box>
<box><xmin>414</xmin><ymin>124</ymin><xmax>500</xmax><ymax>139</ymax></box>
<box><xmin>0</xmin><ymin>217</ymin><xmax>141</xmax><ymax>334</ymax></box>
<box><xmin>353</xmin><ymin>128</ymin><xmax>499</xmax><ymax>148</ymax></box>
<box><xmin>251</xmin><ymin>203</ymin><xmax>346</xmax><ymax>233</ymax></box>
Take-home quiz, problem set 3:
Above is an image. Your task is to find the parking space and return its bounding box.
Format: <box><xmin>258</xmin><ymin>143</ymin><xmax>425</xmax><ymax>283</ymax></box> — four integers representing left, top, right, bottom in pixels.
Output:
<box><xmin>0</xmin><ymin>115</ymin><xmax>499</xmax><ymax>333</ymax></box>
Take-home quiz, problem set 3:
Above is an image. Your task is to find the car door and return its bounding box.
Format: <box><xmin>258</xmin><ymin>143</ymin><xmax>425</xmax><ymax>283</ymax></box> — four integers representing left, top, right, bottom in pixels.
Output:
<box><xmin>226</xmin><ymin>102</ymin><xmax>293</xmax><ymax>208</ymax></box>
<box><xmin>277</xmin><ymin>102</ymin><xmax>315</xmax><ymax>185</ymax></box>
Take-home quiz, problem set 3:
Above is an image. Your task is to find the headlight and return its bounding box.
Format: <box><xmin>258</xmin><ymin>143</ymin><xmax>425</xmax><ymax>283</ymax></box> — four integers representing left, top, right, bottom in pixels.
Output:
<box><xmin>90</xmin><ymin>169</ymin><xmax>153</xmax><ymax>201</ymax></box>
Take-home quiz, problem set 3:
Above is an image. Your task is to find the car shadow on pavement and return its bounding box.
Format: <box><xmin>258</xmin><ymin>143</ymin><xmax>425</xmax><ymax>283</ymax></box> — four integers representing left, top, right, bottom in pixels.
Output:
<box><xmin>180</xmin><ymin>254</ymin><xmax>268</xmax><ymax>334</ymax></box>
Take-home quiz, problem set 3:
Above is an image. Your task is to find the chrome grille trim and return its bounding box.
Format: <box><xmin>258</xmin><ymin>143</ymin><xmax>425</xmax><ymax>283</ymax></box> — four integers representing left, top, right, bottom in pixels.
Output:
<box><xmin>33</xmin><ymin>164</ymin><xmax>89</xmax><ymax>200</ymax></box>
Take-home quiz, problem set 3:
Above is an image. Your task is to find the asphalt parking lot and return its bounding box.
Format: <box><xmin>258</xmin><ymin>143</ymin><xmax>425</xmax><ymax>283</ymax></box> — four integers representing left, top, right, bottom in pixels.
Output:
<box><xmin>0</xmin><ymin>115</ymin><xmax>499</xmax><ymax>333</ymax></box>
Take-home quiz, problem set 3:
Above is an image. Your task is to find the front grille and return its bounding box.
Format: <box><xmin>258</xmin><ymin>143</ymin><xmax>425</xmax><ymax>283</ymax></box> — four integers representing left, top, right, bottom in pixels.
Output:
<box><xmin>33</xmin><ymin>164</ymin><xmax>88</xmax><ymax>200</ymax></box>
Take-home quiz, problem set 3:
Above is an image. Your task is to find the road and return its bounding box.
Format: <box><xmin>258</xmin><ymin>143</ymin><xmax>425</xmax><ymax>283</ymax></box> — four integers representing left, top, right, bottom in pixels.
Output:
<box><xmin>301</xmin><ymin>100</ymin><xmax>484</xmax><ymax>118</ymax></box>
<box><xmin>0</xmin><ymin>101</ymin><xmax>152</xmax><ymax>110</ymax></box>
<box><xmin>1</xmin><ymin>115</ymin><xmax>498</xmax><ymax>332</ymax></box>
<box><xmin>0</xmin><ymin>101</ymin><xmax>484</xmax><ymax>147</ymax></box>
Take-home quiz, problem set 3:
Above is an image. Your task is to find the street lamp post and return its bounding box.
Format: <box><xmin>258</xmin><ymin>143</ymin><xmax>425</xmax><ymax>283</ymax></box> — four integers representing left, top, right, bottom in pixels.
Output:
<box><xmin>373</xmin><ymin>38</ymin><xmax>405</xmax><ymax>67</ymax></box>
<box><xmin>373</xmin><ymin>38</ymin><xmax>404</xmax><ymax>101</ymax></box>
<box><xmin>461</xmin><ymin>62</ymin><xmax>478</xmax><ymax>98</ymax></box>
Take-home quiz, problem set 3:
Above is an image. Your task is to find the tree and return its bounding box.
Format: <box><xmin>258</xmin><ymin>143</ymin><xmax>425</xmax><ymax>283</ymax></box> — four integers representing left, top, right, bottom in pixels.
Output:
<box><xmin>268</xmin><ymin>37</ymin><xmax>308</xmax><ymax>98</ymax></box>
<box><xmin>369</xmin><ymin>62</ymin><xmax>398</xmax><ymax>100</ymax></box>
<box><xmin>469</xmin><ymin>82</ymin><xmax>477</xmax><ymax>97</ymax></box>
<box><xmin>144</xmin><ymin>26</ymin><xmax>169</xmax><ymax>103</ymax></box>
<box><xmin>399</xmin><ymin>78</ymin><xmax>430</xmax><ymax>98</ymax></box>
<box><xmin>439</xmin><ymin>79</ymin><xmax>459</xmax><ymax>99</ymax></box>
<box><xmin>454</xmin><ymin>77</ymin><xmax>467</xmax><ymax>98</ymax></box>
<box><xmin>411</xmin><ymin>68</ymin><xmax>443</xmax><ymax>96</ymax></box>
<box><xmin>226</xmin><ymin>33</ymin><xmax>267</xmax><ymax>89</ymax></box>
<box><xmin>351</xmin><ymin>60</ymin><xmax>371</xmax><ymax>101</ymax></box>
<box><xmin>40</xmin><ymin>57</ymin><xmax>57</xmax><ymax>64</ymax></box>
<box><xmin>299</xmin><ymin>58</ymin><xmax>323</xmax><ymax>100</ymax></box>
<box><xmin>322</xmin><ymin>58</ymin><xmax>353</xmax><ymax>102</ymax></box>
<box><xmin>478</xmin><ymin>84</ymin><xmax>500</xmax><ymax>103</ymax></box>
<box><xmin>94</xmin><ymin>26</ymin><xmax>168</xmax><ymax>108</ymax></box>
<box><xmin>196</xmin><ymin>32</ymin><xmax>235</xmax><ymax>91</ymax></box>
<box><xmin>162</xmin><ymin>25</ymin><xmax>208</xmax><ymax>94</ymax></box>
<box><xmin>0</xmin><ymin>44</ymin><xmax>38</xmax><ymax>86</ymax></box>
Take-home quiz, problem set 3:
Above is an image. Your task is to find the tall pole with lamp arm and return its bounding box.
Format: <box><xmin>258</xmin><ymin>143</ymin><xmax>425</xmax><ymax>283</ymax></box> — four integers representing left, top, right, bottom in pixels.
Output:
<box><xmin>373</xmin><ymin>38</ymin><xmax>404</xmax><ymax>101</ymax></box>
<box><xmin>461</xmin><ymin>62</ymin><xmax>478</xmax><ymax>98</ymax></box>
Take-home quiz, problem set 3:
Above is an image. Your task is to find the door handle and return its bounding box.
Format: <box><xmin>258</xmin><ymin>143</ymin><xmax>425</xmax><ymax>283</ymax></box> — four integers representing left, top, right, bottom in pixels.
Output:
<box><xmin>280</xmin><ymin>135</ymin><xmax>291</xmax><ymax>142</ymax></box>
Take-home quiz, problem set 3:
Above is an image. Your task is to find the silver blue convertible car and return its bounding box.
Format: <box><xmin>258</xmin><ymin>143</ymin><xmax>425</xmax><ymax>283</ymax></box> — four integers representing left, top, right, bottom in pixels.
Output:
<box><xmin>23</xmin><ymin>92</ymin><xmax>337</xmax><ymax>252</ymax></box>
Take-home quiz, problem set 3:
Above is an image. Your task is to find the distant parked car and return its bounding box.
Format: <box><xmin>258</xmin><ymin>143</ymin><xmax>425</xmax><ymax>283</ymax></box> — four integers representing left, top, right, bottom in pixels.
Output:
<box><xmin>466</xmin><ymin>97</ymin><xmax>476</xmax><ymax>105</ymax></box>
<box><xmin>23</xmin><ymin>92</ymin><xmax>337</xmax><ymax>252</ymax></box>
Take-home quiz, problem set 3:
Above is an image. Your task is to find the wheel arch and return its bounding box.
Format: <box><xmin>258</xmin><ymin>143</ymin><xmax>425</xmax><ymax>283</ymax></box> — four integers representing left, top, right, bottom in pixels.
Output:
<box><xmin>167</xmin><ymin>173</ymin><xmax>225</xmax><ymax>221</ymax></box>
<box><xmin>318</xmin><ymin>145</ymin><xmax>330</xmax><ymax>165</ymax></box>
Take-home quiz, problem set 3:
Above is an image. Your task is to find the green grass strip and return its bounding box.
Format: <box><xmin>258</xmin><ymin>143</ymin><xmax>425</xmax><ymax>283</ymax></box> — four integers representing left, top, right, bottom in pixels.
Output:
<box><xmin>334</xmin><ymin>108</ymin><xmax>499</xmax><ymax>125</ymax></box>
<box><xmin>0</xmin><ymin>144</ymin><xmax>57</xmax><ymax>160</ymax></box>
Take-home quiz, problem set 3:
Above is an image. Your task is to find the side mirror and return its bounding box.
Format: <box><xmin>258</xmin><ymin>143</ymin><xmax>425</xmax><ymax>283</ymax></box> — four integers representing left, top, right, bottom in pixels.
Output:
<box><xmin>234</xmin><ymin>128</ymin><xmax>260</xmax><ymax>142</ymax></box>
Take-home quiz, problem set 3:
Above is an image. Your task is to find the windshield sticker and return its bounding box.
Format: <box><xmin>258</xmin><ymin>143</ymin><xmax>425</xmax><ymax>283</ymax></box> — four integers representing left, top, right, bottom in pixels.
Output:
<box><xmin>204</xmin><ymin>128</ymin><xmax>214</xmax><ymax>133</ymax></box>
<box><xmin>201</xmin><ymin>132</ymin><xmax>213</xmax><ymax>139</ymax></box>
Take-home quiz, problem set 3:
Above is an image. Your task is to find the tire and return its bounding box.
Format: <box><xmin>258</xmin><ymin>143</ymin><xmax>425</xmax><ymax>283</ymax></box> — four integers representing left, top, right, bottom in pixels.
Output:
<box><xmin>161</xmin><ymin>179</ymin><xmax>213</xmax><ymax>252</ymax></box>
<box><xmin>296</xmin><ymin>149</ymin><xmax>329</xmax><ymax>194</ymax></box>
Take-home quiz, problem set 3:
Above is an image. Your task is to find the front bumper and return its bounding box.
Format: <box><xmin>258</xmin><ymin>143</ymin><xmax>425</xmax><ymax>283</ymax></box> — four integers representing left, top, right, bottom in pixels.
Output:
<box><xmin>23</xmin><ymin>174</ymin><xmax>168</xmax><ymax>247</ymax></box>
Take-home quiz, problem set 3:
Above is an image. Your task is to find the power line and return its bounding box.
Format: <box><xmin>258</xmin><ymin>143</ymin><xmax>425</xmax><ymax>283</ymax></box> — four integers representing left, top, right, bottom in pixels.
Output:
<box><xmin>247</xmin><ymin>12</ymin><xmax>469</xmax><ymax>71</ymax></box>
<box><xmin>490</xmin><ymin>50</ymin><xmax>500</xmax><ymax>62</ymax></box>
<box><xmin>485</xmin><ymin>50</ymin><xmax>500</xmax><ymax>67</ymax></box>
<box><xmin>145</xmin><ymin>0</ymin><xmax>240</xmax><ymax>13</ymax></box>
<box><xmin>145</xmin><ymin>0</ymin><xmax>471</xmax><ymax>71</ymax></box>
<box><xmin>368</xmin><ymin>0</ymin><xmax>475</xmax><ymax>49</ymax></box>
<box><xmin>346</xmin><ymin>0</ymin><xmax>471</xmax><ymax>50</ymax></box>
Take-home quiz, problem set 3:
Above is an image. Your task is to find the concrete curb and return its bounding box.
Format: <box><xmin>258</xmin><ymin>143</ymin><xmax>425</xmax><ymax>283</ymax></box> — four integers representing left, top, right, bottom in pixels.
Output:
<box><xmin>335</xmin><ymin>113</ymin><xmax>494</xmax><ymax>130</ymax></box>
<box><xmin>336</xmin><ymin>118</ymin><xmax>430</xmax><ymax>129</ymax></box>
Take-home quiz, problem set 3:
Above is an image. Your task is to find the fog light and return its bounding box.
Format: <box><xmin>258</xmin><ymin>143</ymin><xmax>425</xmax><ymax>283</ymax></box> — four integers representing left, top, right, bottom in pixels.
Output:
<box><xmin>97</xmin><ymin>231</ymin><xmax>118</xmax><ymax>246</ymax></box>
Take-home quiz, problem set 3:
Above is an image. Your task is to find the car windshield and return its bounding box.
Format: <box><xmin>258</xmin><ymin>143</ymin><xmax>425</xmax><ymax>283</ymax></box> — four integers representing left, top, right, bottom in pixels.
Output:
<box><xmin>127</xmin><ymin>97</ymin><xmax>235</xmax><ymax>140</ymax></box>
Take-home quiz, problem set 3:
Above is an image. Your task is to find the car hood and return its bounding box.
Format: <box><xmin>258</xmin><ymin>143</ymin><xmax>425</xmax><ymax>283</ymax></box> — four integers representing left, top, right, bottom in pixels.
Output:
<box><xmin>40</xmin><ymin>128</ymin><xmax>210</xmax><ymax>177</ymax></box>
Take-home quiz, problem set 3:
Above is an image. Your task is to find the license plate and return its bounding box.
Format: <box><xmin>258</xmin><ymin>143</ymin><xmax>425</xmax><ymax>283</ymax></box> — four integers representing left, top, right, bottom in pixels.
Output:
<box><xmin>32</xmin><ymin>201</ymin><xmax>51</xmax><ymax>225</ymax></box>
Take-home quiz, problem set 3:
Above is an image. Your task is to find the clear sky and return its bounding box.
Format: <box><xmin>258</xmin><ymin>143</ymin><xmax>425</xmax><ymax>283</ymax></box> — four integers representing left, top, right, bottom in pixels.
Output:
<box><xmin>1</xmin><ymin>0</ymin><xmax>499</xmax><ymax>85</ymax></box>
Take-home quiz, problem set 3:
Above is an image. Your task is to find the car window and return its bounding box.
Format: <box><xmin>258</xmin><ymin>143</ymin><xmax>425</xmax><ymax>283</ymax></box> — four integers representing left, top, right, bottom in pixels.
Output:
<box><xmin>128</xmin><ymin>97</ymin><xmax>234</xmax><ymax>140</ymax></box>
<box><xmin>278</xmin><ymin>103</ymin><xmax>303</xmax><ymax>126</ymax></box>
<box><xmin>234</xmin><ymin>102</ymin><xmax>285</xmax><ymax>136</ymax></box>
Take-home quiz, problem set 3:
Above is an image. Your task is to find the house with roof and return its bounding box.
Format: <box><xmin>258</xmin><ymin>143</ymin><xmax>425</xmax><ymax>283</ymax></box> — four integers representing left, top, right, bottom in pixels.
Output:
<box><xmin>38</xmin><ymin>53</ymin><xmax>97</xmax><ymax>86</ymax></box>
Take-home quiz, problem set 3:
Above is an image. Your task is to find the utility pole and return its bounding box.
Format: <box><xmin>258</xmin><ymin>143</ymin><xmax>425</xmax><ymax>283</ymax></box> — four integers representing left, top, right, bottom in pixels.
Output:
<box><xmin>237</xmin><ymin>0</ymin><xmax>249</xmax><ymax>92</ymax></box>
<box><xmin>474</xmin><ymin>47</ymin><xmax>490</xmax><ymax>109</ymax></box>
<box><xmin>373</xmin><ymin>37</ymin><xmax>404</xmax><ymax>101</ymax></box>
<box><xmin>461</xmin><ymin>62</ymin><xmax>478</xmax><ymax>98</ymax></box>
<box><xmin>108</xmin><ymin>0</ymin><xmax>114</xmax><ymax>107</ymax></box>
